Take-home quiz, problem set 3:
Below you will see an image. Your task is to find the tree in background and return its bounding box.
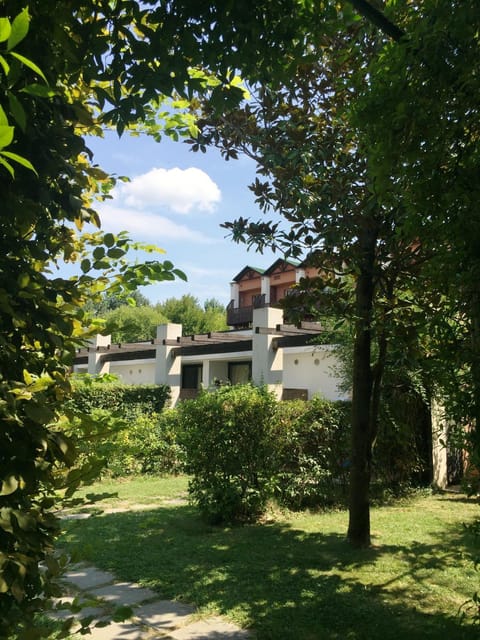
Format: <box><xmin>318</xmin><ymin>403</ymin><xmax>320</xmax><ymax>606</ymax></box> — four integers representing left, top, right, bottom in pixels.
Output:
<box><xmin>156</xmin><ymin>295</ymin><xmax>227</xmax><ymax>336</ymax></box>
<box><xmin>86</xmin><ymin>290</ymin><xmax>152</xmax><ymax>316</ymax></box>
<box><xmin>103</xmin><ymin>305</ymin><xmax>168</xmax><ymax>343</ymax></box>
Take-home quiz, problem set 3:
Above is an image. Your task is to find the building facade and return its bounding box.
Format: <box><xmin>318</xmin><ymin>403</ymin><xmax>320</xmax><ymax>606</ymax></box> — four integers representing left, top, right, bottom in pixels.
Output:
<box><xmin>73</xmin><ymin>260</ymin><xmax>346</xmax><ymax>406</ymax></box>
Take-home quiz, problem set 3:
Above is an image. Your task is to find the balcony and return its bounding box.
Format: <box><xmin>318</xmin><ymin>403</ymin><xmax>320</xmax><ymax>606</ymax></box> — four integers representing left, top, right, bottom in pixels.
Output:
<box><xmin>227</xmin><ymin>294</ymin><xmax>266</xmax><ymax>327</ymax></box>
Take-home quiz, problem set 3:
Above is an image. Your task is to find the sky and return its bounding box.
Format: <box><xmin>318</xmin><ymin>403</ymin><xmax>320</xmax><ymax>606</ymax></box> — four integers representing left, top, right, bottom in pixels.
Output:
<box><xmin>84</xmin><ymin>131</ymin><xmax>279</xmax><ymax>307</ymax></box>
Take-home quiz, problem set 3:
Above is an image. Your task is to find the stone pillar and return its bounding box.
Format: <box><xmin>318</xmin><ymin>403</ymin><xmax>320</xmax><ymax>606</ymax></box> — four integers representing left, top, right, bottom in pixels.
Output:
<box><xmin>431</xmin><ymin>399</ymin><xmax>448</xmax><ymax>490</ymax></box>
<box><xmin>252</xmin><ymin>306</ymin><xmax>284</xmax><ymax>400</ymax></box>
<box><xmin>155</xmin><ymin>323</ymin><xmax>182</xmax><ymax>407</ymax></box>
<box><xmin>87</xmin><ymin>334</ymin><xmax>111</xmax><ymax>375</ymax></box>
<box><xmin>261</xmin><ymin>275</ymin><xmax>270</xmax><ymax>304</ymax></box>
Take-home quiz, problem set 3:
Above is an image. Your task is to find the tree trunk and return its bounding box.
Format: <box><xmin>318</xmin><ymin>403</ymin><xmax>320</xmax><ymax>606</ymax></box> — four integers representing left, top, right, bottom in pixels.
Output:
<box><xmin>470</xmin><ymin>285</ymin><xmax>480</xmax><ymax>461</ymax></box>
<box><xmin>347</xmin><ymin>225</ymin><xmax>377</xmax><ymax>548</ymax></box>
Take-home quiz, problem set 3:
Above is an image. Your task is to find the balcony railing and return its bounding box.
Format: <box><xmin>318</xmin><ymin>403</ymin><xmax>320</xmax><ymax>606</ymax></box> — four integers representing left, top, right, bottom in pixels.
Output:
<box><xmin>226</xmin><ymin>294</ymin><xmax>266</xmax><ymax>326</ymax></box>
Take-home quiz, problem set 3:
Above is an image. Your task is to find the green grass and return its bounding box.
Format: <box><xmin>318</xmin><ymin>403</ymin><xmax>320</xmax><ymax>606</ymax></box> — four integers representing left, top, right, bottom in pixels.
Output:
<box><xmin>59</xmin><ymin>476</ymin><xmax>480</xmax><ymax>640</ymax></box>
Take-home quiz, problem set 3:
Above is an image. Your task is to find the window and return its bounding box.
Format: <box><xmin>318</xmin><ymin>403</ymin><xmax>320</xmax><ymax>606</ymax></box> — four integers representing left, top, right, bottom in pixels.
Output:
<box><xmin>182</xmin><ymin>364</ymin><xmax>203</xmax><ymax>389</ymax></box>
<box><xmin>228</xmin><ymin>361</ymin><xmax>252</xmax><ymax>385</ymax></box>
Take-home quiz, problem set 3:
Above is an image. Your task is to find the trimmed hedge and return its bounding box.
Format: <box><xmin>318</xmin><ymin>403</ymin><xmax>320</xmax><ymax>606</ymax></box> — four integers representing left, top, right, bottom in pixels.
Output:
<box><xmin>66</xmin><ymin>380</ymin><xmax>170</xmax><ymax>419</ymax></box>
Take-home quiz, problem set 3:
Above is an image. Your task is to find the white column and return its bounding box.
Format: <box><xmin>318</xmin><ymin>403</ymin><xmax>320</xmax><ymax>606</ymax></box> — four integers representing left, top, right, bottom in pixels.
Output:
<box><xmin>202</xmin><ymin>359</ymin><xmax>211</xmax><ymax>389</ymax></box>
<box><xmin>252</xmin><ymin>306</ymin><xmax>284</xmax><ymax>400</ymax></box>
<box><xmin>87</xmin><ymin>334</ymin><xmax>111</xmax><ymax>375</ymax></box>
<box><xmin>295</xmin><ymin>268</ymin><xmax>305</xmax><ymax>283</ymax></box>
<box><xmin>261</xmin><ymin>275</ymin><xmax>270</xmax><ymax>304</ymax></box>
<box><xmin>155</xmin><ymin>323</ymin><xmax>182</xmax><ymax>407</ymax></box>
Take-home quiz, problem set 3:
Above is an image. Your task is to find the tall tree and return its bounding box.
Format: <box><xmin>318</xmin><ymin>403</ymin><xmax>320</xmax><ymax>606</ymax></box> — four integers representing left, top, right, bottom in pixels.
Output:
<box><xmin>357</xmin><ymin>1</ymin><xmax>480</xmax><ymax>464</ymax></box>
<box><xmin>192</xmin><ymin>26</ymin><xmax>423</xmax><ymax>546</ymax></box>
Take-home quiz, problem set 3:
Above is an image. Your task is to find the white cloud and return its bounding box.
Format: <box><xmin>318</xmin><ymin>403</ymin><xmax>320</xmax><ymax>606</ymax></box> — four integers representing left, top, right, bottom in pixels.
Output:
<box><xmin>97</xmin><ymin>204</ymin><xmax>216</xmax><ymax>243</ymax></box>
<box><xmin>116</xmin><ymin>167</ymin><xmax>221</xmax><ymax>214</ymax></box>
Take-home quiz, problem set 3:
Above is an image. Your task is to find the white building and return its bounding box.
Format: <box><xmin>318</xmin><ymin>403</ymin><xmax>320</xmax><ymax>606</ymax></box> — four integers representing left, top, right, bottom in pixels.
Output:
<box><xmin>73</xmin><ymin>306</ymin><xmax>347</xmax><ymax>406</ymax></box>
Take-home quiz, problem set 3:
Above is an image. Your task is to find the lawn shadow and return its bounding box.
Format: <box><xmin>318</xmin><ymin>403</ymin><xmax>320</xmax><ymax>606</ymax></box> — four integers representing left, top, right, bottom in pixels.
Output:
<box><xmin>60</xmin><ymin>502</ymin><xmax>479</xmax><ymax>640</ymax></box>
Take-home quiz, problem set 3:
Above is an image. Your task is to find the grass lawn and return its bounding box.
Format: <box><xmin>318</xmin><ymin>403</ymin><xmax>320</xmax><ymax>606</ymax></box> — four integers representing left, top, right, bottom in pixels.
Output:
<box><xmin>59</xmin><ymin>476</ymin><xmax>480</xmax><ymax>640</ymax></box>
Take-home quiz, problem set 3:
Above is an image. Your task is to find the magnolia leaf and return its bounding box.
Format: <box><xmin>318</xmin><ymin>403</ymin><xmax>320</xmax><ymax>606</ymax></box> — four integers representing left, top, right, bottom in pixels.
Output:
<box><xmin>7</xmin><ymin>8</ymin><xmax>30</xmax><ymax>51</ymax></box>
<box><xmin>24</xmin><ymin>402</ymin><xmax>55</xmax><ymax>424</ymax></box>
<box><xmin>0</xmin><ymin>475</ymin><xmax>19</xmax><ymax>496</ymax></box>
<box><xmin>8</xmin><ymin>92</ymin><xmax>27</xmax><ymax>131</ymax></box>
<box><xmin>20</xmin><ymin>83</ymin><xmax>56</xmax><ymax>98</ymax></box>
<box><xmin>10</xmin><ymin>51</ymin><xmax>48</xmax><ymax>83</ymax></box>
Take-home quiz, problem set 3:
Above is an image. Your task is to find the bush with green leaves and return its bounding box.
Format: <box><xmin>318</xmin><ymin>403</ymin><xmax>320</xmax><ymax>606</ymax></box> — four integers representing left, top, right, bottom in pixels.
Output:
<box><xmin>67</xmin><ymin>376</ymin><xmax>170</xmax><ymax>420</ymax></box>
<box><xmin>95</xmin><ymin>409</ymin><xmax>185</xmax><ymax>477</ymax></box>
<box><xmin>178</xmin><ymin>384</ymin><xmax>278</xmax><ymax>524</ymax></box>
<box><xmin>273</xmin><ymin>398</ymin><xmax>351</xmax><ymax>509</ymax></box>
<box><xmin>64</xmin><ymin>378</ymin><xmax>182</xmax><ymax>477</ymax></box>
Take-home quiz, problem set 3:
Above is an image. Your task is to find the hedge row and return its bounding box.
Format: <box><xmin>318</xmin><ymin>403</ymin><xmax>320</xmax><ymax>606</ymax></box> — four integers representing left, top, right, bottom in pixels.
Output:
<box><xmin>66</xmin><ymin>381</ymin><xmax>428</xmax><ymax>523</ymax></box>
<box><xmin>66</xmin><ymin>378</ymin><xmax>170</xmax><ymax>419</ymax></box>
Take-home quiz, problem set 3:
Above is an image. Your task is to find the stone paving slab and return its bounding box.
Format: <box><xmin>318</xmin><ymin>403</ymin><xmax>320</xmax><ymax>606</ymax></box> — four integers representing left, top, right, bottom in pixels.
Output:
<box><xmin>89</xmin><ymin>581</ymin><xmax>158</xmax><ymax>606</ymax></box>
<box><xmin>167</xmin><ymin>617</ymin><xmax>252</xmax><ymax>640</ymax></box>
<box><xmin>49</xmin><ymin>596</ymin><xmax>105</xmax><ymax>621</ymax></box>
<box><xmin>58</xmin><ymin>564</ymin><xmax>253</xmax><ymax>640</ymax></box>
<box><xmin>134</xmin><ymin>599</ymin><xmax>196</xmax><ymax>631</ymax></box>
<box><xmin>77</xmin><ymin>620</ymin><xmax>149</xmax><ymax>640</ymax></box>
<box><xmin>62</xmin><ymin>565</ymin><xmax>116</xmax><ymax>591</ymax></box>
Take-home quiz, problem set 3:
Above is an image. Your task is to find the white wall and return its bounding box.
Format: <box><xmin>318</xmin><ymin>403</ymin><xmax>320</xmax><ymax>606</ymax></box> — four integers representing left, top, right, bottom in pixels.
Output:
<box><xmin>109</xmin><ymin>360</ymin><xmax>156</xmax><ymax>385</ymax></box>
<box><xmin>283</xmin><ymin>347</ymin><xmax>347</xmax><ymax>401</ymax></box>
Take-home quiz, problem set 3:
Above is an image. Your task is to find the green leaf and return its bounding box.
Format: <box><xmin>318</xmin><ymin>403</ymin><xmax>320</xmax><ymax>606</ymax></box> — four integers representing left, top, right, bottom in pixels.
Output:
<box><xmin>8</xmin><ymin>92</ymin><xmax>27</xmax><ymax>131</ymax></box>
<box><xmin>9</xmin><ymin>51</ymin><xmax>47</xmax><ymax>83</ymax></box>
<box><xmin>7</xmin><ymin>8</ymin><xmax>29</xmax><ymax>51</ymax></box>
<box><xmin>107</xmin><ymin>247</ymin><xmax>126</xmax><ymax>259</ymax></box>
<box><xmin>0</xmin><ymin>475</ymin><xmax>19</xmax><ymax>497</ymax></box>
<box><xmin>0</xmin><ymin>54</ymin><xmax>10</xmax><ymax>76</ymax></box>
<box><xmin>1</xmin><ymin>151</ymin><xmax>37</xmax><ymax>175</ymax></box>
<box><xmin>104</xmin><ymin>233</ymin><xmax>115</xmax><ymax>248</ymax></box>
<box><xmin>0</xmin><ymin>125</ymin><xmax>14</xmax><ymax>149</ymax></box>
<box><xmin>0</xmin><ymin>105</ymin><xmax>8</xmax><ymax>126</ymax></box>
<box><xmin>0</xmin><ymin>18</ymin><xmax>11</xmax><ymax>44</ymax></box>
<box><xmin>24</xmin><ymin>402</ymin><xmax>55</xmax><ymax>425</ymax></box>
<box><xmin>81</xmin><ymin>258</ymin><xmax>91</xmax><ymax>273</ymax></box>
<box><xmin>0</xmin><ymin>155</ymin><xmax>14</xmax><ymax>178</ymax></box>
<box><xmin>20</xmin><ymin>83</ymin><xmax>56</xmax><ymax>98</ymax></box>
<box><xmin>93</xmin><ymin>246</ymin><xmax>105</xmax><ymax>260</ymax></box>
<box><xmin>17</xmin><ymin>272</ymin><xmax>30</xmax><ymax>288</ymax></box>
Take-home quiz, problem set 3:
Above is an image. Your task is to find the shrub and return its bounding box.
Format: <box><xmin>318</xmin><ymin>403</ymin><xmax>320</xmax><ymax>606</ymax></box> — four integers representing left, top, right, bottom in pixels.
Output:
<box><xmin>178</xmin><ymin>384</ymin><xmax>277</xmax><ymax>524</ymax></box>
<box><xmin>273</xmin><ymin>398</ymin><xmax>351</xmax><ymax>509</ymax></box>
<box><xmin>64</xmin><ymin>377</ymin><xmax>181</xmax><ymax>477</ymax></box>
<box><xmin>66</xmin><ymin>376</ymin><xmax>170</xmax><ymax>419</ymax></box>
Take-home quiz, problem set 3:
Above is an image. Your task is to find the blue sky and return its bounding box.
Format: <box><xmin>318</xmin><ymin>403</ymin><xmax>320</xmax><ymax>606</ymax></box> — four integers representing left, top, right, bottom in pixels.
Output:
<box><xmin>85</xmin><ymin>131</ymin><xmax>278</xmax><ymax>306</ymax></box>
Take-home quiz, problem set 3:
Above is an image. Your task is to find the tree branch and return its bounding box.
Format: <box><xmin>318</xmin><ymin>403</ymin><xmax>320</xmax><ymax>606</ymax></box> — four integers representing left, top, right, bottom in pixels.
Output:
<box><xmin>347</xmin><ymin>0</ymin><xmax>405</xmax><ymax>42</ymax></box>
